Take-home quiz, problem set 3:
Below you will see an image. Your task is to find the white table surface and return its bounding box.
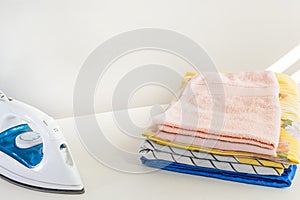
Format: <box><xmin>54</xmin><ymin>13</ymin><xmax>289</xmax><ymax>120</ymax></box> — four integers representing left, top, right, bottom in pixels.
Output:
<box><xmin>1</xmin><ymin>106</ymin><xmax>300</xmax><ymax>200</ymax></box>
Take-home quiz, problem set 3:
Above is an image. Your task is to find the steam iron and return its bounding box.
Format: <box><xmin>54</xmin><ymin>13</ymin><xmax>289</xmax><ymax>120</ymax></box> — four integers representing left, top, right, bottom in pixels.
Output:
<box><xmin>0</xmin><ymin>91</ymin><xmax>84</xmax><ymax>194</ymax></box>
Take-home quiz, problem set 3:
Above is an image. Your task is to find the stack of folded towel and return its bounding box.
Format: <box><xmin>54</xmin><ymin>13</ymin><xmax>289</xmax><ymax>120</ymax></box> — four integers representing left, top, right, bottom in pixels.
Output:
<box><xmin>139</xmin><ymin>71</ymin><xmax>300</xmax><ymax>188</ymax></box>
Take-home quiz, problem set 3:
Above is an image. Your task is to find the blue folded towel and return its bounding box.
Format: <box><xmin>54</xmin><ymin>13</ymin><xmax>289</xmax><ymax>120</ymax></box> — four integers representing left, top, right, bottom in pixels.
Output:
<box><xmin>140</xmin><ymin>156</ymin><xmax>297</xmax><ymax>188</ymax></box>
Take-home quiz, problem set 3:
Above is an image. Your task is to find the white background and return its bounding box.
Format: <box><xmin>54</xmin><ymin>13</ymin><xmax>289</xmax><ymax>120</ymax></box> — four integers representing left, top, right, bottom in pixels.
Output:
<box><xmin>0</xmin><ymin>0</ymin><xmax>300</xmax><ymax>118</ymax></box>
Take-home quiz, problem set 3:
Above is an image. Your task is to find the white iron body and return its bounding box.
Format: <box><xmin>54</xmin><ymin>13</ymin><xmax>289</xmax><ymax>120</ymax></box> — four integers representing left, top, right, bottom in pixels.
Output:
<box><xmin>0</xmin><ymin>92</ymin><xmax>84</xmax><ymax>194</ymax></box>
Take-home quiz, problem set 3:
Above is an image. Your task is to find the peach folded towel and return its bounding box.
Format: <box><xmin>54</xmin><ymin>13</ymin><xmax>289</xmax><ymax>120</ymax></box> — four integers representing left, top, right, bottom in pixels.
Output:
<box><xmin>153</xmin><ymin>71</ymin><xmax>281</xmax><ymax>156</ymax></box>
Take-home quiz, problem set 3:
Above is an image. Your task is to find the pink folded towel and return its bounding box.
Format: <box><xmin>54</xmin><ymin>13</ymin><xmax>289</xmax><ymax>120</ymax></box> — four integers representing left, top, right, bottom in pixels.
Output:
<box><xmin>153</xmin><ymin>71</ymin><xmax>281</xmax><ymax>156</ymax></box>
<box><xmin>155</xmin><ymin>130</ymin><xmax>277</xmax><ymax>156</ymax></box>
